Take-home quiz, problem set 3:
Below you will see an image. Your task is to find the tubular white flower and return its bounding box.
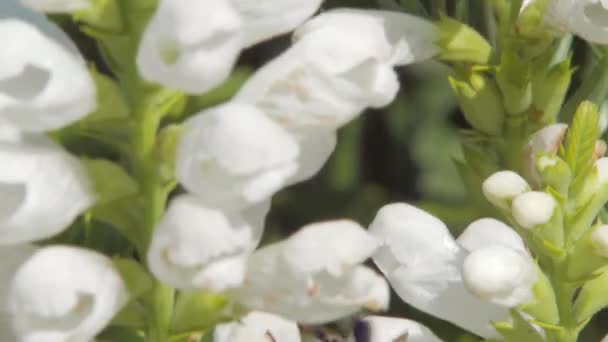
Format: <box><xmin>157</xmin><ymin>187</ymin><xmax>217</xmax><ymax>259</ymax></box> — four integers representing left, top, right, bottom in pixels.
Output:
<box><xmin>0</xmin><ymin>18</ymin><xmax>95</xmax><ymax>132</ymax></box>
<box><xmin>544</xmin><ymin>0</ymin><xmax>608</xmax><ymax>44</ymax></box>
<box><xmin>458</xmin><ymin>218</ymin><xmax>526</xmax><ymax>253</ymax></box>
<box><xmin>136</xmin><ymin>0</ymin><xmax>243</xmax><ymax>94</ymax></box>
<box><xmin>176</xmin><ymin>103</ymin><xmax>299</xmax><ymax>209</ymax></box>
<box><xmin>353</xmin><ymin>316</ymin><xmax>443</xmax><ymax>342</ymax></box>
<box><xmin>369</xmin><ymin>203</ymin><xmax>517</xmax><ymax>338</ymax></box>
<box><xmin>512</xmin><ymin>191</ymin><xmax>556</xmax><ymax>229</ymax></box>
<box><xmin>462</xmin><ymin>245</ymin><xmax>536</xmax><ymax>307</ymax></box>
<box><xmin>147</xmin><ymin>194</ymin><xmax>268</xmax><ymax>290</ymax></box>
<box><xmin>591</xmin><ymin>225</ymin><xmax>608</xmax><ymax>257</ymax></box>
<box><xmin>20</xmin><ymin>0</ymin><xmax>90</xmax><ymax>13</ymax></box>
<box><xmin>230</xmin><ymin>220</ymin><xmax>388</xmax><ymax>324</ymax></box>
<box><xmin>482</xmin><ymin>171</ymin><xmax>529</xmax><ymax>210</ymax></box>
<box><xmin>0</xmin><ymin>133</ymin><xmax>93</xmax><ymax>244</ymax></box>
<box><xmin>9</xmin><ymin>246</ymin><xmax>127</xmax><ymax>342</ymax></box>
<box><xmin>236</xmin><ymin>9</ymin><xmax>435</xmax><ymax>131</ymax></box>
<box><xmin>286</xmin><ymin>129</ymin><xmax>337</xmax><ymax>186</ymax></box>
<box><xmin>232</xmin><ymin>0</ymin><xmax>323</xmax><ymax>46</ymax></box>
<box><xmin>214</xmin><ymin>312</ymin><xmax>301</xmax><ymax>342</ymax></box>
<box><xmin>530</xmin><ymin>123</ymin><xmax>568</xmax><ymax>156</ymax></box>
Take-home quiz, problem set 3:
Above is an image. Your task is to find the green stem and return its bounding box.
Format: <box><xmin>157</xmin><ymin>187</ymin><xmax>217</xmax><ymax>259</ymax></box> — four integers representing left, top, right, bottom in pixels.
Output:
<box><xmin>550</xmin><ymin>262</ymin><xmax>578</xmax><ymax>342</ymax></box>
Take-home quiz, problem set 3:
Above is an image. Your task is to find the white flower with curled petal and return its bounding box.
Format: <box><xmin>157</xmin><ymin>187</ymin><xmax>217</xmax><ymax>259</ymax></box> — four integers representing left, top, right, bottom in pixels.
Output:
<box><xmin>176</xmin><ymin>103</ymin><xmax>299</xmax><ymax>209</ymax></box>
<box><xmin>8</xmin><ymin>246</ymin><xmax>127</xmax><ymax>342</ymax></box>
<box><xmin>0</xmin><ymin>18</ymin><xmax>95</xmax><ymax>132</ymax></box>
<box><xmin>0</xmin><ymin>131</ymin><xmax>93</xmax><ymax>244</ymax></box>
<box><xmin>369</xmin><ymin>203</ymin><xmax>536</xmax><ymax>338</ymax></box>
<box><xmin>20</xmin><ymin>0</ymin><xmax>90</xmax><ymax>13</ymax></box>
<box><xmin>137</xmin><ymin>0</ymin><xmax>243</xmax><ymax>94</ymax></box>
<box><xmin>351</xmin><ymin>316</ymin><xmax>443</xmax><ymax>342</ymax></box>
<box><xmin>232</xmin><ymin>0</ymin><xmax>323</xmax><ymax>47</ymax></box>
<box><xmin>214</xmin><ymin>311</ymin><xmax>301</xmax><ymax>342</ymax></box>
<box><xmin>235</xmin><ymin>9</ymin><xmax>435</xmax><ymax>132</ymax></box>
<box><xmin>230</xmin><ymin>220</ymin><xmax>389</xmax><ymax>324</ymax></box>
<box><xmin>0</xmin><ymin>244</ymin><xmax>38</xmax><ymax>342</ymax></box>
<box><xmin>147</xmin><ymin>194</ymin><xmax>269</xmax><ymax>290</ymax></box>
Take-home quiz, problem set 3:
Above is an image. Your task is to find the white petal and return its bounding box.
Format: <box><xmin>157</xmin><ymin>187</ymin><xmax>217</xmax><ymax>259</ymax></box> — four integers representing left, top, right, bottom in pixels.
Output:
<box><xmin>231</xmin><ymin>221</ymin><xmax>383</xmax><ymax>324</ymax></box>
<box><xmin>9</xmin><ymin>246</ymin><xmax>127</xmax><ymax>342</ymax></box>
<box><xmin>232</xmin><ymin>0</ymin><xmax>322</xmax><ymax>46</ymax></box>
<box><xmin>281</xmin><ymin>220</ymin><xmax>378</xmax><ymax>276</ymax></box>
<box><xmin>20</xmin><ymin>0</ymin><xmax>89</xmax><ymax>13</ymax></box>
<box><xmin>512</xmin><ymin>191</ymin><xmax>556</xmax><ymax>229</ymax></box>
<box><xmin>482</xmin><ymin>171</ymin><xmax>529</xmax><ymax>210</ymax></box>
<box><xmin>286</xmin><ymin>129</ymin><xmax>337</xmax><ymax>185</ymax></box>
<box><xmin>462</xmin><ymin>245</ymin><xmax>536</xmax><ymax>307</ymax></box>
<box><xmin>595</xmin><ymin>157</ymin><xmax>608</xmax><ymax>185</ymax></box>
<box><xmin>0</xmin><ymin>244</ymin><xmax>38</xmax><ymax>309</ymax></box>
<box><xmin>369</xmin><ymin>203</ymin><xmax>505</xmax><ymax>338</ymax></box>
<box><xmin>0</xmin><ymin>18</ymin><xmax>96</xmax><ymax>132</ymax></box>
<box><xmin>355</xmin><ymin>316</ymin><xmax>443</xmax><ymax>342</ymax></box>
<box><xmin>547</xmin><ymin>0</ymin><xmax>608</xmax><ymax>44</ymax></box>
<box><xmin>176</xmin><ymin>103</ymin><xmax>299</xmax><ymax>209</ymax></box>
<box><xmin>147</xmin><ymin>194</ymin><xmax>266</xmax><ymax>290</ymax></box>
<box><xmin>457</xmin><ymin>218</ymin><xmax>525</xmax><ymax>252</ymax></box>
<box><xmin>0</xmin><ymin>135</ymin><xmax>94</xmax><ymax>244</ymax></box>
<box><xmin>591</xmin><ymin>224</ymin><xmax>608</xmax><ymax>257</ymax></box>
<box><xmin>214</xmin><ymin>311</ymin><xmax>301</xmax><ymax>342</ymax></box>
<box><xmin>529</xmin><ymin>123</ymin><xmax>568</xmax><ymax>155</ymax></box>
<box><xmin>295</xmin><ymin>9</ymin><xmax>436</xmax><ymax>66</ymax></box>
<box><xmin>136</xmin><ymin>0</ymin><xmax>243</xmax><ymax>94</ymax></box>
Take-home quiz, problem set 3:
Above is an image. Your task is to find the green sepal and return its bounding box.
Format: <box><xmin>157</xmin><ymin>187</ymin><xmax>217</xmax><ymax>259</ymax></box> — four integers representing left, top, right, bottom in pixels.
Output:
<box><xmin>531</xmin><ymin>58</ymin><xmax>573</xmax><ymax>125</ymax></box>
<box><xmin>85</xmin><ymin>67</ymin><xmax>130</xmax><ymax>123</ymax></box>
<box><xmin>493</xmin><ymin>310</ymin><xmax>545</xmax><ymax>342</ymax></box>
<box><xmin>567</xmin><ymin>223</ymin><xmax>608</xmax><ymax>280</ymax></box>
<box><xmin>184</xmin><ymin>68</ymin><xmax>252</xmax><ymax>116</ymax></box>
<box><xmin>573</xmin><ymin>266</ymin><xmax>608</xmax><ymax>324</ymax></box>
<box><xmin>515</xmin><ymin>0</ymin><xmax>554</xmax><ymax>40</ymax></box>
<box><xmin>113</xmin><ymin>258</ymin><xmax>154</xmax><ymax>300</ymax></box>
<box><xmin>448</xmin><ymin>71</ymin><xmax>505</xmax><ymax>135</ymax></box>
<box><xmin>434</xmin><ymin>16</ymin><xmax>492</xmax><ymax>65</ymax></box>
<box><xmin>170</xmin><ymin>291</ymin><xmax>230</xmax><ymax>334</ymax></box>
<box><xmin>520</xmin><ymin>265</ymin><xmax>559</xmax><ymax>324</ymax></box>
<box><xmin>496</xmin><ymin>49</ymin><xmax>533</xmax><ymax>115</ymax></box>
<box><xmin>82</xmin><ymin>158</ymin><xmax>139</xmax><ymax>206</ymax></box>
<box><xmin>74</xmin><ymin>0</ymin><xmax>124</xmax><ymax>33</ymax></box>
<box><xmin>155</xmin><ymin>124</ymin><xmax>182</xmax><ymax>185</ymax></box>
<box><xmin>535</xmin><ymin>153</ymin><xmax>571</xmax><ymax>196</ymax></box>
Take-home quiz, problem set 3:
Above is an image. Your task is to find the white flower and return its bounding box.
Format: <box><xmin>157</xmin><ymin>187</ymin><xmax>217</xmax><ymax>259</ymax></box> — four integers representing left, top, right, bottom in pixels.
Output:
<box><xmin>482</xmin><ymin>171</ymin><xmax>529</xmax><ymax>210</ymax></box>
<box><xmin>0</xmin><ymin>132</ymin><xmax>93</xmax><ymax>244</ymax></box>
<box><xmin>214</xmin><ymin>311</ymin><xmax>300</xmax><ymax>342</ymax></box>
<box><xmin>512</xmin><ymin>191</ymin><xmax>556</xmax><ymax>229</ymax></box>
<box><xmin>285</xmin><ymin>129</ymin><xmax>337</xmax><ymax>186</ymax></box>
<box><xmin>529</xmin><ymin>124</ymin><xmax>568</xmax><ymax>155</ymax></box>
<box><xmin>352</xmin><ymin>316</ymin><xmax>443</xmax><ymax>342</ymax></box>
<box><xmin>595</xmin><ymin>157</ymin><xmax>608</xmax><ymax>185</ymax></box>
<box><xmin>369</xmin><ymin>203</ymin><xmax>535</xmax><ymax>338</ymax></box>
<box><xmin>544</xmin><ymin>0</ymin><xmax>608</xmax><ymax>44</ymax></box>
<box><xmin>20</xmin><ymin>0</ymin><xmax>90</xmax><ymax>13</ymax></box>
<box><xmin>0</xmin><ymin>244</ymin><xmax>38</xmax><ymax>342</ymax></box>
<box><xmin>137</xmin><ymin>0</ymin><xmax>243</xmax><ymax>94</ymax></box>
<box><xmin>231</xmin><ymin>0</ymin><xmax>323</xmax><ymax>46</ymax></box>
<box><xmin>176</xmin><ymin>103</ymin><xmax>299</xmax><ymax>209</ymax></box>
<box><xmin>0</xmin><ymin>18</ymin><xmax>96</xmax><ymax>132</ymax></box>
<box><xmin>147</xmin><ymin>194</ymin><xmax>269</xmax><ymax>290</ymax></box>
<box><xmin>235</xmin><ymin>9</ymin><xmax>435</xmax><ymax>131</ymax></box>
<box><xmin>230</xmin><ymin>220</ymin><xmax>389</xmax><ymax>324</ymax></box>
<box><xmin>9</xmin><ymin>246</ymin><xmax>127</xmax><ymax>342</ymax></box>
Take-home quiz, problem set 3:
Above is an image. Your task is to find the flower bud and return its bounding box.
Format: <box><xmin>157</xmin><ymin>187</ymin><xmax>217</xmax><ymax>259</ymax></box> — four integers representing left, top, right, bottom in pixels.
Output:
<box><xmin>449</xmin><ymin>71</ymin><xmax>505</xmax><ymax>135</ymax></box>
<box><xmin>434</xmin><ymin>16</ymin><xmax>491</xmax><ymax>64</ymax></box>
<box><xmin>214</xmin><ymin>312</ymin><xmax>300</xmax><ymax>342</ymax></box>
<box><xmin>512</xmin><ymin>191</ymin><xmax>556</xmax><ymax>229</ymax></box>
<box><xmin>482</xmin><ymin>171</ymin><xmax>529</xmax><ymax>210</ymax></box>
<box><xmin>462</xmin><ymin>245</ymin><xmax>536</xmax><ymax>307</ymax></box>
<box><xmin>535</xmin><ymin>154</ymin><xmax>571</xmax><ymax>194</ymax></box>
<box><xmin>531</xmin><ymin>59</ymin><xmax>572</xmax><ymax>125</ymax></box>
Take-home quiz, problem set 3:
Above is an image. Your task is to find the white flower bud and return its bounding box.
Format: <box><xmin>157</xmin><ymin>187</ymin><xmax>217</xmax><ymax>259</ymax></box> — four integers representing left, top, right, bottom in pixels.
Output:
<box><xmin>462</xmin><ymin>245</ymin><xmax>536</xmax><ymax>307</ymax></box>
<box><xmin>458</xmin><ymin>218</ymin><xmax>525</xmax><ymax>253</ymax></box>
<box><xmin>137</xmin><ymin>0</ymin><xmax>243</xmax><ymax>94</ymax></box>
<box><xmin>9</xmin><ymin>246</ymin><xmax>127</xmax><ymax>342</ymax></box>
<box><xmin>529</xmin><ymin>123</ymin><xmax>568</xmax><ymax>155</ymax></box>
<box><xmin>591</xmin><ymin>225</ymin><xmax>608</xmax><ymax>258</ymax></box>
<box><xmin>147</xmin><ymin>194</ymin><xmax>268</xmax><ymax>290</ymax></box>
<box><xmin>545</xmin><ymin>0</ymin><xmax>608</xmax><ymax>44</ymax></box>
<box><xmin>482</xmin><ymin>171</ymin><xmax>529</xmax><ymax>210</ymax></box>
<box><xmin>20</xmin><ymin>0</ymin><xmax>90</xmax><ymax>13</ymax></box>
<box><xmin>512</xmin><ymin>191</ymin><xmax>556</xmax><ymax>229</ymax></box>
<box><xmin>355</xmin><ymin>316</ymin><xmax>443</xmax><ymax>342</ymax></box>
<box><xmin>214</xmin><ymin>312</ymin><xmax>300</xmax><ymax>342</ymax></box>
<box><xmin>0</xmin><ymin>18</ymin><xmax>95</xmax><ymax>132</ymax></box>
<box><xmin>0</xmin><ymin>134</ymin><xmax>93</xmax><ymax>244</ymax></box>
<box><xmin>176</xmin><ymin>103</ymin><xmax>299</xmax><ymax>209</ymax></box>
<box><xmin>595</xmin><ymin>157</ymin><xmax>608</xmax><ymax>186</ymax></box>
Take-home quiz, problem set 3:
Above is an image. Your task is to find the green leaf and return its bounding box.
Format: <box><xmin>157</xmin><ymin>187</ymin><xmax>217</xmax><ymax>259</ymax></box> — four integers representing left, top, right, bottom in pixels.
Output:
<box><xmin>171</xmin><ymin>291</ymin><xmax>230</xmax><ymax>334</ymax></box>
<box><xmin>562</xmin><ymin>101</ymin><xmax>600</xmax><ymax>196</ymax></box>
<box><xmin>82</xmin><ymin>158</ymin><xmax>139</xmax><ymax>206</ymax></box>
<box><xmin>493</xmin><ymin>310</ymin><xmax>546</xmax><ymax>342</ymax></box>
<box><xmin>113</xmin><ymin>258</ymin><xmax>154</xmax><ymax>300</ymax></box>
